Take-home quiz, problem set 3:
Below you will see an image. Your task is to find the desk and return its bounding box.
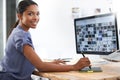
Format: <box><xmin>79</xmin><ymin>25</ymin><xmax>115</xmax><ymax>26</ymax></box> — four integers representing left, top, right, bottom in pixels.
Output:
<box><xmin>34</xmin><ymin>62</ymin><xmax>120</xmax><ymax>80</ymax></box>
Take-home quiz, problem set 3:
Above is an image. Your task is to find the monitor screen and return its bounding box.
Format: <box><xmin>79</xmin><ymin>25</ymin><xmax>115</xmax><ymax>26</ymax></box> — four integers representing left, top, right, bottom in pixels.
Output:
<box><xmin>74</xmin><ymin>13</ymin><xmax>119</xmax><ymax>55</ymax></box>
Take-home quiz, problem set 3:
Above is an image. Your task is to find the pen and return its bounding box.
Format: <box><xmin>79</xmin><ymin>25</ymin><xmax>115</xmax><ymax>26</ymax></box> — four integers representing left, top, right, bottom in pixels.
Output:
<box><xmin>81</xmin><ymin>52</ymin><xmax>91</xmax><ymax>70</ymax></box>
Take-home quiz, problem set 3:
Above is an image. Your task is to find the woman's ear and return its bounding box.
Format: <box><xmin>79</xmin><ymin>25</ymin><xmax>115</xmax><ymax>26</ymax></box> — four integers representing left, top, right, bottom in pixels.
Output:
<box><xmin>17</xmin><ymin>13</ymin><xmax>22</xmax><ymax>20</ymax></box>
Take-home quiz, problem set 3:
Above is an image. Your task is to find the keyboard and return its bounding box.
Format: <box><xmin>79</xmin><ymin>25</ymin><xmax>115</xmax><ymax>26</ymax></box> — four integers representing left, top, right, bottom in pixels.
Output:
<box><xmin>101</xmin><ymin>50</ymin><xmax>120</xmax><ymax>62</ymax></box>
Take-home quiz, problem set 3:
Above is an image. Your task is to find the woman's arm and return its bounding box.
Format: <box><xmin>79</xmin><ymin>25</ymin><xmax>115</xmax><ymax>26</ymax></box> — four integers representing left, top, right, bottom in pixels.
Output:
<box><xmin>23</xmin><ymin>44</ymin><xmax>74</xmax><ymax>72</ymax></box>
<box><xmin>23</xmin><ymin>44</ymin><xmax>90</xmax><ymax>72</ymax></box>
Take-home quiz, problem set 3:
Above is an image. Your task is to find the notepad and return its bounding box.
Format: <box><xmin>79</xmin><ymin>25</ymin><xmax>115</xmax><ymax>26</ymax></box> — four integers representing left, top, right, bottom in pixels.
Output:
<box><xmin>79</xmin><ymin>66</ymin><xmax>102</xmax><ymax>72</ymax></box>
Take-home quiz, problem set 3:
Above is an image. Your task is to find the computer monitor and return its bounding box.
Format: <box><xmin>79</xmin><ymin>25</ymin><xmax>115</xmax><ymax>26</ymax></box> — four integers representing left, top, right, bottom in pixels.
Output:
<box><xmin>74</xmin><ymin>13</ymin><xmax>119</xmax><ymax>55</ymax></box>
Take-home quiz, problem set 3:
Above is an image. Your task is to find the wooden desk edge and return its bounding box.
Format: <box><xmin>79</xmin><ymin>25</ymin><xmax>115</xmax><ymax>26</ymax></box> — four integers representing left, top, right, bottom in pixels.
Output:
<box><xmin>33</xmin><ymin>70</ymin><xmax>68</xmax><ymax>80</ymax></box>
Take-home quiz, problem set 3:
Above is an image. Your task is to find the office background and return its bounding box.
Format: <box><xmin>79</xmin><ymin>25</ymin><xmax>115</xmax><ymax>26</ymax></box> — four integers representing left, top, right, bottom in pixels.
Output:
<box><xmin>0</xmin><ymin>0</ymin><xmax>120</xmax><ymax>60</ymax></box>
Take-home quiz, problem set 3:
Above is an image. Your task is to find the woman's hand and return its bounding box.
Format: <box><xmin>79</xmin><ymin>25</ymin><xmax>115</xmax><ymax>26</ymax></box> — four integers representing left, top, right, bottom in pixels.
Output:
<box><xmin>73</xmin><ymin>57</ymin><xmax>91</xmax><ymax>70</ymax></box>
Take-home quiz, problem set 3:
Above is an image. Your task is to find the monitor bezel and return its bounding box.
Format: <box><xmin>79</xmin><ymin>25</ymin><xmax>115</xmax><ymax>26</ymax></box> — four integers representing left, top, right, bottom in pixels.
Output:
<box><xmin>74</xmin><ymin>13</ymin><xmax>119</xmax><ymax>55</ymax></box>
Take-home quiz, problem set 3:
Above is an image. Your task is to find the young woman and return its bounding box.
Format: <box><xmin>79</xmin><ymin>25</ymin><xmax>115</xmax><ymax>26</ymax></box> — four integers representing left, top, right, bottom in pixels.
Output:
<box><xmin>0</xmin><ymin>0</ymin><xmax>90</xmax><ymax>80</ymax></box>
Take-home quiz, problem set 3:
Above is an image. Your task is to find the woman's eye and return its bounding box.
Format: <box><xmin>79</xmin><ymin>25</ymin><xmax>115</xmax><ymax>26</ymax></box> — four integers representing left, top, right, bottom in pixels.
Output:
<box><xmin>28</xmin><ymin>12</ymin><xmax>40</xmax><ymax>16</ymax></box>
<box><xmin>37</xmin><ymin>13</ymin><xmax>40</xmax><ymax>16</ymax></box>
<box><xmin>28</xmin><ymin>13</ymin><xmax>33</xmax><ymax>16</ymax></box>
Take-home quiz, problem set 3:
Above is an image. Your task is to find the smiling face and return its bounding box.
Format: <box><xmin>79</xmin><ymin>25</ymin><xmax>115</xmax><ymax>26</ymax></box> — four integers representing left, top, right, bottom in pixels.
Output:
<box><xmin>18</xmin><ymin>4</ymin><xmax>40</xmax><ymax>31</ymax></box>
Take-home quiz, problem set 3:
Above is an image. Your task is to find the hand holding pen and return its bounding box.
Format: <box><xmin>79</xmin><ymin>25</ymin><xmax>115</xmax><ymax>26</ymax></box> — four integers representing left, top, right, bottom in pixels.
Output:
<box><xmin>73</xmin><ymin>55</ymin><xmax>91</xmax><ymax>71</ymax></box>
<box><xmin>81</xmin><ymin>52</ymin><xmax>91</xmax><ymax>70</ymax></box>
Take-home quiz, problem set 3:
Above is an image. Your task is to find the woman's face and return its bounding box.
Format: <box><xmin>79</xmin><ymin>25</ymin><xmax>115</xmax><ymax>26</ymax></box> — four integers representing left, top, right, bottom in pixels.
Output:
<box><xmin>19</xmin><ymin>4</ymin><xmax>40</xmax><ymax>31</ymax></box>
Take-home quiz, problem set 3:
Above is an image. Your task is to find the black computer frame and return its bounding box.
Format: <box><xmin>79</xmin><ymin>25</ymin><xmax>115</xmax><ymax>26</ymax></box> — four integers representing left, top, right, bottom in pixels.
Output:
<box><xmin>74</xmin><ymin>13</ymin><xmax>119</xmax><ymax>55</ymax></box>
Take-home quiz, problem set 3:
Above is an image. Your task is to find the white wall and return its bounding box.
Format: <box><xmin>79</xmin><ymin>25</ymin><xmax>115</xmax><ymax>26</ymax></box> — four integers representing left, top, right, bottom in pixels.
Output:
<box><xmin>30</xmin><ymin>0</ymin><xmax>75</xmax><ymax>59</ymax></box>
<box><xmin>30</xmin><ymin>0</ymin><xmax>115</xmax><ymax>59</ymax></box>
